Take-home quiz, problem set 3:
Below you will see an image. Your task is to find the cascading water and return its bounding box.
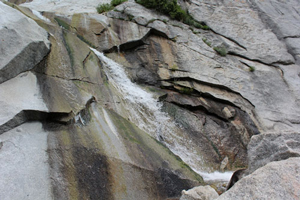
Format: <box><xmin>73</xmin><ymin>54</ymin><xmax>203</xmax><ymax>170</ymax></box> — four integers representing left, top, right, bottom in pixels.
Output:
<box><xmin>31</xmin><ymin>9</ymin><xmax>51</xmax><ymax>22</ymax></box>
<box><xmin>91</xmin><ymin>48</ymin><xmax>233</xmax><ymax>182</ymax></box>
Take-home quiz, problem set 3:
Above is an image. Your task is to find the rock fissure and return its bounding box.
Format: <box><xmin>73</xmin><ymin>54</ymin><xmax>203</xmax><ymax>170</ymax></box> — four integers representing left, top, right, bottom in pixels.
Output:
<box><xmin>0</xmin><ymin>96</ymin><xmax>96</xmax><ymax>135</ymax></box>
<box><xmin>211</xmin><ymin>30</ymin><xmax>247</xmax><ymax>51</ymax></box>
<box><xmin>35</xmin><ymin>71</ymin><xmax>98</xmax><ymax>85</ymax></box>
<box><xmin>0</xmin><ymin>110</ymin><xmax>71</xmax><ymax>135</ymax></box>
<box><xmin>283</xmin><ymin>35</ymin><xmax>300</xmax><ymax>39</ymax></box>
<box><xmin>164</xmin><ymin>77</ymin><xmax>255</xmax><ymax>108</ymax></box>
<box><xmin>229</xmin><ymin>51</ymin><xmax>288</xmax><ymax>73</ymax></box>
<box><xmin>2</xmin><ymin>0</ymin><xmax>300</xmax><ymax>199</ymax></box>
<box><xmin>168</xmin><ymin>101</ymin><xmax>230</xmax><ymax>123</ymax></box>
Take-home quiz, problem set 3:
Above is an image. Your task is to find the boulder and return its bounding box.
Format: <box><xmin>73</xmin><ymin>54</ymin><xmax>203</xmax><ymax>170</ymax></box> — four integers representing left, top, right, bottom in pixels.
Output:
<box><xmin>247</xmin><ymin>132</ymin><xmax>300</xmax><ymax>174</ymax></box>
<box><xmin>216</xmin><ymin>157</ymin><xmax>300</xmax><ymax>200</ymax></box>
<box><xmin>0</xmin><ymin>2</ymin><xmax>50</xmax><ymax>84</ymax></box>
<box><xmin>180</xmin><ymin>185</ymin><xmax>219</xmax><ymax>200</ymax></box>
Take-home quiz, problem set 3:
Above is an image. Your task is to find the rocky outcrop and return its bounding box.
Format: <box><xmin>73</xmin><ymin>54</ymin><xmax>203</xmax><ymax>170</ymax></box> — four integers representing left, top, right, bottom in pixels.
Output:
<box><xmin>180</xmin><ymin>185</ymin><xmax>219</xmax><ymax>200</ymax></box>
<box><xmin>0</xmin><ymin>2</ymin><xmax>50</xmax><ymax>84</ymax></box>
<box><xmin>0</xmin><ymin>2</ymin><xmax>204</xmax><ymax>199</ymax></box>
<box><xmin>216</xmin><ymin>157</ymin><xmax>300</xmax><ymax>200</ymax></box>
<box><xmin>1</xmin><ymin>0</ymin><xmax>300</xmax><ymax>199</ymax></box>
<box><xmin>247</xmin><ymin>132</ymin><xmax>300</xmax><ymax>174</ymax></box>
<box><xmin>247</xmin><ymin>0</ymin><xmax>300</xmax><ymax>64</ymax></box>
<box><xmin>187</xmin><ymin>0</ymin><xmax>294</xmax><ymax>65</ymax></box>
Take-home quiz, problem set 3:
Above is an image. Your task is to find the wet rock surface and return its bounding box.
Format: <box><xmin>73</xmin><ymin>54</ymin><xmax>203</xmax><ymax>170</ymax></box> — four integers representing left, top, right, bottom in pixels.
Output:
<box><xmin>1</xmin><ymin>0</ymin><xmax>300</xmax><ymax>199</ymax></box>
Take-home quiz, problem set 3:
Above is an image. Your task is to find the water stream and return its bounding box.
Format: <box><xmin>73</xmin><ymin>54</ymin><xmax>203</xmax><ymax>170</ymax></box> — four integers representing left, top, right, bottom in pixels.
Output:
<box><xmin>91</xmin><ymin>48</ymin><xmax>233</xmax><ymax>182</ymax></box>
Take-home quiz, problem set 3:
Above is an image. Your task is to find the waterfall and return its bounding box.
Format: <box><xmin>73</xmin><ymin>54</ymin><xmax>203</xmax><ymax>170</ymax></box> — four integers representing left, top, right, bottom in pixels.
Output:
<box><xmin>91</xmin><ymin>48</ymin><xmax>233</xmax><ymax>182</ymax></box>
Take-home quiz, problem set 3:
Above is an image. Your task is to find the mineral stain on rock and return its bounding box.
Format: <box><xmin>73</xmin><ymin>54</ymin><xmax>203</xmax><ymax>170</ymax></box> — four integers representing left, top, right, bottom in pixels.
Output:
<box><xmin>157</xmin><ymin>168</ymin><xmax>196</xmax><ymax>198</ymax></box>
<box><xmin>46</xmin><ymin>124</ymin><xmax>113</xmax><ymax>200</ymax></box>
<box><xmin>73</xmin><ymin>147</ymin><xmax>112</xmax><ymax>200</ymax></box>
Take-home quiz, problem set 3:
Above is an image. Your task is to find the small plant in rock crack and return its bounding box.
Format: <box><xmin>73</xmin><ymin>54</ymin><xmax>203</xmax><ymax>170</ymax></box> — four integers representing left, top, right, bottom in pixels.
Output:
<box><xmin>170</xmin><ymin>64</ymin><xmax>179</xmax><ymax>71</ymax></box>
<box><xmin>213</xmin><ymin>46</ymin><xmax>227</xmax><ymax>56</ymax></box>
<box><xmin>249</xmin><ymin>66</ymin><xmax>255</xmax><ymax>72</ymax></box>
<box><xmin>135</xmin><ymin>0</ymin><xmax>210</xmax><ymax>30</ymax></box>
<box><xmin>97</xmin><ymin>0</ymin><xmax>128</xmax><ymax>14</ymax></box>
<box><xmin>179</xmin><ymin>87</ymin><xmax>193</xmax><ymax>95</ymax></box>
<box><xmin>96</xmin><ymin>3</ymin><xmax>113</xmax><ymax>13</ymax></box>
<box><xmin>202</xmin><ymin>38</ymin><xmax>211</xmax><ymax>47</ymax></box>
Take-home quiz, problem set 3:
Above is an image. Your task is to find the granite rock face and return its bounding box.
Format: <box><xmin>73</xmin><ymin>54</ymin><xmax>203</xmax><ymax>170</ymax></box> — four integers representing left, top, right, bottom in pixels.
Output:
<box><xmin>216</xmin><ymin>158</ymin><xmax>300</xmax><ymax>200</ymax></box>
<box><xmin>247</xmin><ymin>132</ymin><xmax>300</xmax><ymax>174</ymax></box>
<box><xmin>0</xmin><ymin>2</ymin><xmax>50</xmax><ymax>84</ymax></box>
<box><xmin>187</xmin><ymin>0</ymin><xmax>294</xmax><ymax>64</ymax></box>
<box><xmin>1</xmin><ymin>0</ymin><xmax>300</xmax><ymax>199</ymax></box>
<box><xmin>0</xmin><ymin>2</ymin><xmax>204</xmax><ymax>199</ymax></box>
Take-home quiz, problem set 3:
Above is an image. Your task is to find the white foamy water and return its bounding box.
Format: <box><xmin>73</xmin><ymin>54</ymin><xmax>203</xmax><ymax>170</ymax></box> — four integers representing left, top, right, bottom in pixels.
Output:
<box><xmin>197</xmin><ymin>171</ymin><xmax>233</xmax><ymax>182</ymax></box>
<box><xmin>32</xmin><ymin>9</ymin><xmax>51</xmax><ymax>22</ymax></box>
<box><xmin>91</xmin><ymin>48</ymin><xmax>232</xmax><ymax>182</ymax></box>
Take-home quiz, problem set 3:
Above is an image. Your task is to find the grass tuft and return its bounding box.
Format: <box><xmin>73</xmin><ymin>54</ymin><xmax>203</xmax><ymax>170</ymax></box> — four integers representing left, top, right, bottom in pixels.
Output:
<box><xmin>96</xmin><ymin>3</ymin><xmax>113</xmax><ymax>13</ymax></box>
<box><xmin>97</xmin><ymin>0</ymin><xmax>128</xmax><ymax>14</ymax></box>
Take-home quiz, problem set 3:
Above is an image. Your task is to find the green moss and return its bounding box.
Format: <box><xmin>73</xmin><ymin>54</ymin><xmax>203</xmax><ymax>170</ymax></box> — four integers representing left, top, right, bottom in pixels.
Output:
<box><xmin>54</xmin><ymin>17</ymin><xmax>70</xmax><ymax>30</ymax></box>
<box><xmin>213</xmin><ymin>46</ymin><xmax>227</xmax><ymax>56</ymax></box>
<box><xmin>63</xmin><ymin>31</ymin><xmax>75</xmax><ymax>67</ymax></box>
<box><xmin>211</xmin><ymin>141</ymin><xmax>221</xmax><ymax>160</ymax></box>
<box><xmin>106</xmin><ymin>109</ymin><xmax>204</xmax><ymax>183</ymax></box>
<box><xmin>76</xmin><ymin>34</ymin><xmax>96</xmax><ymax>48</ymax></box>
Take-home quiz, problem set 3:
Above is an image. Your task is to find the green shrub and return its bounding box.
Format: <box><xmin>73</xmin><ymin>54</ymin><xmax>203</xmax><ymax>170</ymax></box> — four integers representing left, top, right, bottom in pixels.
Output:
<box><xmin>96</xmin><ymin>3</ymin><xmax>113</xmax><ymax>13</ymax></box>
<box><xmin>135</xmin><ymin>0</ymin><xmax>186</xmax><ymax>21</ymax></box>
<box><xmin>213</xmin><ymin>46</ymin><xmax>227</xmax><ymax>56</ymax></box>
<box><xmin>135</xmin><ymin>0</ymin><xmax>209</xmax><ymax>30</ymax></box>
<box><xmin>97</xmin><ymin>0</ymin><xmax>127</xmax><ymax>14</ymax></box>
